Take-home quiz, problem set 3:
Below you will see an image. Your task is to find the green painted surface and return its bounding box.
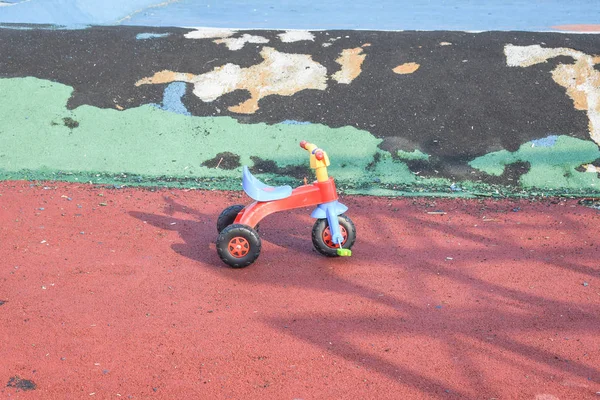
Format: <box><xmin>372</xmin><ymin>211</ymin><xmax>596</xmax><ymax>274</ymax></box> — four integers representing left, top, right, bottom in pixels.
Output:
<box><xmin>469</xmin><ymin>135</ymin><xmax>600</xmax><ymax>191</ymax></box>
<box><xmin>2</xmin><ymin>76</ymin><xmax>600</xmax><ymax>197</ymax></box>
<box><xmin>0</xmin><ymin>77</ymin><xmax>447</xmax><ymax>193</ymax></box>
<box><xmin>397</xmin><ymin>149</ymin><xmax>429</xmax><ymax>161</ymax></box>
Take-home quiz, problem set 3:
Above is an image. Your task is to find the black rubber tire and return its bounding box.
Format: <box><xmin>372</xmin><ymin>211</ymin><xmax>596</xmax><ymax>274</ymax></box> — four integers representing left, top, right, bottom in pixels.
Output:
<box><xmin>217</xmin><ymin>205</ymin><xmax>245</xmax><ymax>233</ymax></box>
<box><xmin>216</xmin><ymin>204</ymin><xmax>260</xmax><ymax>233</ymax></box>
<box><xmin>216</xmin><ymin>224</ymin><xmax>262</xmax><ymax>268</ymax></box>
<box><xmin>311</xmin><ymin>214</ymin><xmax>356</xmax><ymax>257</ymax></box>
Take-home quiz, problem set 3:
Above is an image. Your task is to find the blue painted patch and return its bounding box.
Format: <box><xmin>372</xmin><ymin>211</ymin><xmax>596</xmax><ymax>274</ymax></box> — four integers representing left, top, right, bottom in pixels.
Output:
<box><xmin>531</xmin><ymin>135</ymin><xmax>559</xmax><ymax>147</ymax></box>
<box><xmin>150</xmin><ymin>82</ymin><xmax>191</xmax><ymax>116</ymax></box>
<box><xmin>120</xmin><ymin>0</ymin><xmax>600</xmax><ymax>31</ymax></box>
<box><xmin>136</xmin><ymin>32</ymin><xmax>170</xmax><ymax>40</ymax></box>
<box><xmin>1</xmin><ymin>0</ymin><xmax>599</xmax><ymax>31</ymax></box>
<box><xmin>0</xmin><ymin>0</ymin><xmax>158</xmax><ymax>25</ymax></box>
<box><xmin>279</xmin><ymin>120</ymin><xmax>311</xmax><ymax>125</ymax></box>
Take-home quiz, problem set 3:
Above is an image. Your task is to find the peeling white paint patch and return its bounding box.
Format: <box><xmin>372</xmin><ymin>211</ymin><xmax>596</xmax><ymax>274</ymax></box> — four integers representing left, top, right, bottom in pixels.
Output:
<box><xmin>331</xmin><ymin>48</ymin><xmax>366</xmax><ymax>84</ymax></box>
<box><xmin>505</xmin><ymin>44</ymin><xmax>585</xmax><ymax>67</ymax></box>
<box><xmin>583</xmin><ymin>164</ymin><xmax>600</xmax><ymax>173</ymax></box>
<box><xmin>214</xmin><ymin>33</ymin><xmax>269</xmax><ymax>51</ymax></box>
<box><xmin>136</xmin><ymin>47</ymin><xmax>327</xmax><ymax>114</ymax></box>
<box><xmin>278</xmin><ymin>30</ymin><xmax>315</xmax><ymax>43</ymax></box>
<box><xmin>505</xmin><ymin>44</ymin><xmax>600</xmax><ymax>146</ymax></box>
<box><xmin>184</xmin><ymin>27</ymin><xmax>236</xmax><ymax>39</ymax></box>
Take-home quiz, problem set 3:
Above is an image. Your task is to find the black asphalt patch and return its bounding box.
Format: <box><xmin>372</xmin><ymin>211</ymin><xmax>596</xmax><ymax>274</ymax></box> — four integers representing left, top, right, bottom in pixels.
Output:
<box><xmin>249</xmin><ymin>156</ymin><xmax>310</xmax><ymax>179</ymax></box>
<box><xmin>6</xmin><ymin>376</ymin><xmax>36</xmax><ymax>391</ymax></box>
<box><xmin>201</xmin><ymin>152</ymin><xmax>241</xmax><ymax>170</ymax></box>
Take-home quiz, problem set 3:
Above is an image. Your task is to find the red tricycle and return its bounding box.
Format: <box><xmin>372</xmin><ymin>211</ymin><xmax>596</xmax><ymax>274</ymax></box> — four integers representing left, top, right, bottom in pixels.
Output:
<box><xmin>215</xmin><ymin>140</ymin><xmax>356</xmax><ymax>267</ymax></box>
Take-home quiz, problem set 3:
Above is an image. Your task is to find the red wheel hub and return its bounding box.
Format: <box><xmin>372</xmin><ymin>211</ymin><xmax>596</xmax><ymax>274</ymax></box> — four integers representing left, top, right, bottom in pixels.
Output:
<box><xmin>228</xmin><ymin>237</ymin><xmax>250</xmax><ymax>258</ymax></box>
<box><xmin>322</xmin><ymin>226</ymin><xmax>348</xmax><ymax>248</ymax></box>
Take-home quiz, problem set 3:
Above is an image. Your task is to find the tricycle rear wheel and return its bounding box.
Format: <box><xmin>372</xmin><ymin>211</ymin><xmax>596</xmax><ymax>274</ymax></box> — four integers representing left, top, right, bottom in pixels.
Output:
<box><xmin>216</xmin><ymin>224</ymin><xmax>261</xmax><ymax>268</ymax></box>
<box><xmin>217</xmin><ymin>205</ymin><xmax>245</xmax><ymax>233</ymax></box>
<box><xmin>217</xmin><ymin>204</ymin><xmax>260</xmax><ymax>233</ymax></box>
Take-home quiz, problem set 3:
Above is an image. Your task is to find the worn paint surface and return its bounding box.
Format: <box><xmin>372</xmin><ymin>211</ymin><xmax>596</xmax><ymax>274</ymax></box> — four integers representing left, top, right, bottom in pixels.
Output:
<box><xmin>505</xmin><ymin>44</ymin><xmax>600</xmax><ymax>145</ymax></box>
<box><xmin>184</xmin><ymin>27</ymin><xmax>235</xmax><ymax>39</ymax></box>
<box><xmin>135</xmin><ymin>32</ymin><xmax>170</xmax><ymax>40</ymax></box>
<box><xmin>136</xmin><ymin>47</ymin><xmax>329</xmax><ymax>114</ymax></box>
<box><xmin>552</xmin><ymin>24</ymin><xmax>600</xmax><ymax>32</ymax></box>
<box><xmin>214</xmin><ymin>34</ymin><xmax>270</xmax><ymax>51</ymax></box>
<box><xmin>469</xmin><ymin>135</ymin><xmax>600</xmax><ymax>190</ymax></box>
<box><xmin>2</xmin><ymin>27</ymin><xmax>600</xmax><ymax>196</ymax></box>
<box><xmin>150</xmin><ymin>82</ymin><xmax>191</xmax><ymax>116</ymax></box>
<box><xmin>135</xmin><ymin>45</ymin><xmax>367</xmax><ymax>114</ymax></box>
<box><xmin>331</xmin><ymin>47</ymin><xmax>366</xmax><ymax>84</ymax></box>
<box><xmin>0</xmin><ymin>76</ymin><xmax>428</xmax><ymax>192</ymax></box>
<box><xmin>278</xmin><ymin>30</ymin><xmax>315</xmax><ymax>43</ymax></box>
<box><xmin>393</xmin><ymin>62</ymin><xmax>420</xmax><ymax>74</ymax></box>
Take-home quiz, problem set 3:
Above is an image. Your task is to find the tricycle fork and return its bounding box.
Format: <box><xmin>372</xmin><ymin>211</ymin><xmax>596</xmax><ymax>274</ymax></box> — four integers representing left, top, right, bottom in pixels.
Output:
<box><xmin>311</xmin><ymin>201</ymin><xmax>348</xmax><ymax>245</ymax></box>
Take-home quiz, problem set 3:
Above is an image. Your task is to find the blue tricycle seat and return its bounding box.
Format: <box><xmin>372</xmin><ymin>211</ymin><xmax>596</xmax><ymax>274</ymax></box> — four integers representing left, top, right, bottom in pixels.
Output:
<box><xmin>242</xmin><ymin>166</ymin><xmax>293</xmax><ymax>202</ymax></box>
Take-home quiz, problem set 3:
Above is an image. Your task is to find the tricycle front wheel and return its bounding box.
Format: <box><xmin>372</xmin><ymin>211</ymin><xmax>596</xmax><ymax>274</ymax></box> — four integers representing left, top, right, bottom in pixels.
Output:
<box><xmin>311</xmin><ymin>214</ymin><xmax>356</xmax><ymax>257</ymax></box>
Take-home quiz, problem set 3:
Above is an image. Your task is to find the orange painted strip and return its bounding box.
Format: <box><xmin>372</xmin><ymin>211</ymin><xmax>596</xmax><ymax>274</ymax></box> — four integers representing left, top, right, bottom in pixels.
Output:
<box><xmin>552</xmin><ymin>24</ymin><xmax>600</xmax><ymax>32</ymax></box>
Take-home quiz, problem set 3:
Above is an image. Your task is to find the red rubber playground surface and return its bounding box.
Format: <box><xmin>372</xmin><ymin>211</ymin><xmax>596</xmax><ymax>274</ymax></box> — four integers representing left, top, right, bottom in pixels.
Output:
<box><xmin>1</xmin><ymin>182</ymin><xmax>599</xmax><ymax>399</ymax></box>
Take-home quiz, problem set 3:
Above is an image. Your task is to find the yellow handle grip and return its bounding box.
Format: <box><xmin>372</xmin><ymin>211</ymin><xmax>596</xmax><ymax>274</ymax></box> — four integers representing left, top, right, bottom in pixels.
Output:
<box><xmin>299</xmin><ymin>140</ymin><xmax>325</xmax><ymax>158</ymax></box>
<box><xmin>299</xmin><ymin>140</ymin><xmax>317</xmax><ymax>153</ymax></box>
<box><xmin>299</xmin><ymin>141</ymin><xmax>330</xmax><ymax>182</ymax></box>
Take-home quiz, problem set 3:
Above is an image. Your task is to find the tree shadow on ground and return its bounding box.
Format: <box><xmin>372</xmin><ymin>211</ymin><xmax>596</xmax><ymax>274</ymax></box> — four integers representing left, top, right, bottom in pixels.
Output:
<box><xmin>129</xmin><ymin>194</ymin><xmax>600</xmax><ymax>398</ymax></box>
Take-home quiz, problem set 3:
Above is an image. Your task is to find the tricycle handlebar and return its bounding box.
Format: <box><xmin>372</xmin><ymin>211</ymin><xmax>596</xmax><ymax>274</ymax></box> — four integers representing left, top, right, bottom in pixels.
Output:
<box><xmin>299</xmin><ymin>140</ymin><xmax>314</xmax><ymax>151</ymax></box>
<box><xmin>299</xmin><ymin>141</ymin><xmax>325</xmax><ymax>160</ymax></box>
<box><xmin>299</xmin><ymin>140</ymin><xmax>330</xmax><ymax>182</ymax></box>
